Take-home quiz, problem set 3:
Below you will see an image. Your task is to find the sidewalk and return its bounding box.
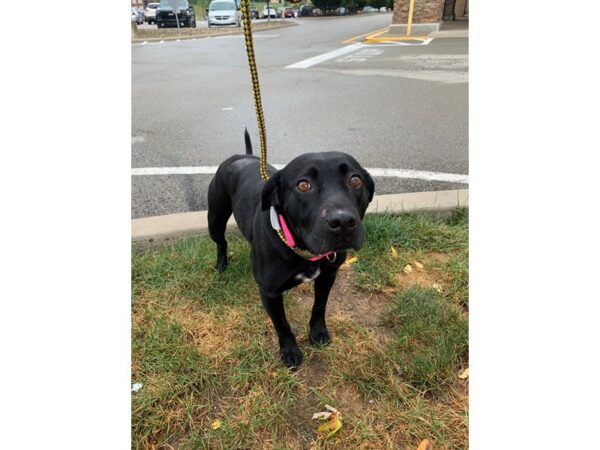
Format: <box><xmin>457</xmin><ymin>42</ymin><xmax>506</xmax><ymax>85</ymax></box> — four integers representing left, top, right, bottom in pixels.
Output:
<box><xmin>132</xmin><ymin>189</ymin><xmax>469</xmax><ymax>243</ymax></box>
<box><xmin>365</xmin><ymin>19</ymin><xmax>468</xmax><ymax>43</ymax></box>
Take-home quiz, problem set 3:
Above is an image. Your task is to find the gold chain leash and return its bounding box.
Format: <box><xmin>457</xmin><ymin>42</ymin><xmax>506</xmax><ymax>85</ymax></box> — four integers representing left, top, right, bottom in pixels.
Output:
<box><xmin>240</xmin><ymin>0</ymin><xmax>270</xmax><ymax>181</ymax></box>
<box><xmin>239</xmin><ymin>4</ymin><xmax>287</xmax><ymax>244</ymax></box>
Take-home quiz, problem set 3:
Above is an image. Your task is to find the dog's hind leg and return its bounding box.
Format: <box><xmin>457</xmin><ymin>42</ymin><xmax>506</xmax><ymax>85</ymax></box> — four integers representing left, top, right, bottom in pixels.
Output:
<box><xmin>207</xmin><ymin>178</ymin><xmax>232</xmax><ymax>273</ymax></box>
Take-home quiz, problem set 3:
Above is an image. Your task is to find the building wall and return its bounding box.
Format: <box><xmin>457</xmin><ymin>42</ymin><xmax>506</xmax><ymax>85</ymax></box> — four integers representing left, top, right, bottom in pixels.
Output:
<box><xmin>443</xmin><ymin>0</ymin><xmax>455</xmax><ymax>20</ymax></box>
<box><xmin>392</xmin><ymin>0</ymin><xmax>445</xmax><ymax>24</ymax></box>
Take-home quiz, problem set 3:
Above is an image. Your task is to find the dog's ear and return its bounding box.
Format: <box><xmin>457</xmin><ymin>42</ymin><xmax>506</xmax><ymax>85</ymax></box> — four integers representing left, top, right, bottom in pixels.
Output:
<box><xmin>363</xmin><ymin>169</ymin><xmax>375</xmax><ymax>202</ymax></box>
<box><xmin>261</xmin><ymin>171</ymin><xmax>282</xmax><ymax>211</ymax></box>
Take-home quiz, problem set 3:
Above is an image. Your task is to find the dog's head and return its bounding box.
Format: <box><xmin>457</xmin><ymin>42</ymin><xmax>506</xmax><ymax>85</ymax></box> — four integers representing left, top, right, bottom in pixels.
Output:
<box><xmin>261</xmin><ymin>152</ymin><xmax>374</xmax><ymax>254</ymax></box>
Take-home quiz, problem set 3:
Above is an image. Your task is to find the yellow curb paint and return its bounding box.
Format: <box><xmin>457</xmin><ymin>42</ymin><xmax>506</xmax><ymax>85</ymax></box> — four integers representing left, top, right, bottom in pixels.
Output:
<box><xmin>365</xmin><ymin>35</ymin><xmax>428</xmax><ymax>42</ymax></box>
<box><xmin>364</xmin><ymin>27</ymin><xmax>390</xmax><ymax>40</ymax></box>
<box><xmin>341</xmin><ymin>26</ymin><xmax>389</xmax><ymax>43</ymax></box>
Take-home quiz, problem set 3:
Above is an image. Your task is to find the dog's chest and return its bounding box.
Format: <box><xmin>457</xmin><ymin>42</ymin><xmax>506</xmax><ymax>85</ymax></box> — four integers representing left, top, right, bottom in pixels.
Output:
<box><xmin>294</xmin><ymin>267</ymin><xmax>321</xmax><ymax>283</ymax></box>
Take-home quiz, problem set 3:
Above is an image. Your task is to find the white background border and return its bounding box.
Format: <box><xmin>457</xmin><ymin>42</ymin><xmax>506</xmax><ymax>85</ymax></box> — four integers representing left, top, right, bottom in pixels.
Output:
<box><xmin>1</xmin><ymin>1</ymin><xmax>600</xmax><ymax>448</ymax></box>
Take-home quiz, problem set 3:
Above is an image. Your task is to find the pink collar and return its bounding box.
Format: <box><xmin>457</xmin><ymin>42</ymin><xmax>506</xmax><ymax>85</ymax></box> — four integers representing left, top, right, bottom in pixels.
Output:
<box><xmin>269</xmin><ymin>207</ymin><xmax>337</xmax><ymax>262</ymax></box>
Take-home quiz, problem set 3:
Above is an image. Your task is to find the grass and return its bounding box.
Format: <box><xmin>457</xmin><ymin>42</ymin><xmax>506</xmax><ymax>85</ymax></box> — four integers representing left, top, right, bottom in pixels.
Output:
<box><xmin>132</xmin><ymin>210</ymin><xmax>468</xmax><ymax>449</ymax></box>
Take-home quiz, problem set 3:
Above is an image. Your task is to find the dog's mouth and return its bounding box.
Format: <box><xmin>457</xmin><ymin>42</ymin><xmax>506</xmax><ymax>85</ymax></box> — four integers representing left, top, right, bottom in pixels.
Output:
<box><xmin>302</xmin><ymin>226</ymin><xmax>365</xmax><ymax>255</ymax></box>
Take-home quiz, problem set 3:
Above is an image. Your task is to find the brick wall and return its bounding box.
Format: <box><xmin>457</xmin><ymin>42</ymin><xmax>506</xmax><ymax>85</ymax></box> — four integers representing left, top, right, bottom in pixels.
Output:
<box><xmin>392</xmin><ymin>0</ymin><xmax>445</xmax><ymax>24</ymax></box>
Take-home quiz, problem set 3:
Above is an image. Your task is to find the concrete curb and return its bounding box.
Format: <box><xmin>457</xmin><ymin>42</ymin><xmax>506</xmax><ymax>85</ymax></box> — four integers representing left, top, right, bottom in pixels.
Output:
<box><xmin>132</xmin><ymin>189</ymin><xmax>468</xmax><ymax>243</ymax></box>
<box><xmin>366</xmin><ymin>21</ymin><xmax>468</xmax><ymax>42</ymax></box>
<box><xmin>131</xmin><ymin>21</ymin><xmax>296</xmax><ymax>43</ymax></box>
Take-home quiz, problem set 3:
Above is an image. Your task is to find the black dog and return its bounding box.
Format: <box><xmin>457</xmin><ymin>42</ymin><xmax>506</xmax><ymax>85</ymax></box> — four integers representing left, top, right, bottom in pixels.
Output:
<box><xmin>207</xmin><ymin>131</ymin><xmax>374</xmax><ymax>368</ymax></box>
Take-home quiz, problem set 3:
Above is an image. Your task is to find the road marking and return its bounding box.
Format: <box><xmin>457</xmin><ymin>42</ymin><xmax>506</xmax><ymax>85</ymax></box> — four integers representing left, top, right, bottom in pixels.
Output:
<box><xmin>131</xmin><ymin>166</ymin><xmax>468</xmax><ymax>183</ymax></box>
<box><xmin>366</xmin><ymin>34</ymin><xmax>427</xmax><ymax>42</ymax></box>
<box><xmin>286</xmin><ymin>43</ymin><xmax>363</xmax><ymax>69</ymax></box>
<box><xmin>366</xmin><ymin>37</ymin><xmax>433</xmax><ymax>45</ymax></box>
<box><xmin>222</xmin><ymin>107</ymin><xmax>234</xmax><ymax>111</ymax></box>
<box><xmin>341</xmin><ymin>26</ymin><xmax>389</xmax><ymax>44</ymax></box>
<box><xmin>367</xmin><ymin>168</ymin><xmax>468</xmax><ymax>183</ymax></box>
<box><xmin>363</xmin><ymin>27</ymin><xmax>389</xmax><ymax>41</ymax></box>
<box><xmin>336</xmin><ymin>48</ymin><xmax>383</xmax><ymax>63</ymax></box>
<box><xmin>132</xmin><ymin>136</ymin><xmax>146</xmax><ymax>143</ymax></box>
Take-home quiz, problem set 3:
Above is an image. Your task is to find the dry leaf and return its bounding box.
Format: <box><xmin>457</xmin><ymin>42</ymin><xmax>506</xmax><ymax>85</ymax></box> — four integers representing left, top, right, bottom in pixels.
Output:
<box><xmin>458</xmin><ymin>368</ymin><xmax>469</xmax><ymax>379</ymax></box>
<box><xmin>211</xmin><ymin>419</ymin><xmax>222</xmax><ymax>430</ymax></box>
<box><xmin>312</xmin><ymin>411</ymin><xmax>332</xmax><ymax>420</ymax></box>
<box><xmin>390</xmin><ymin>247</ymin><xmax>399</xmax><ymax>258</ymax></box>
<box><xmin>417</xmin><ymin>439</ymin><xmax>432</xmax><ymax>450</ymax></box>
<box><xmin>313</xmin><ymin>405</ymin><xmax>342</xmax><ymax>438</ymax></box>
<box><xmin>432</xmin><ymin>283</ymin><xmax>443</xmax><ymax>293</ymax></box>
<box><xmin>317</xmin><ymin>412</ymin><xmax>342</xmax><ymax>437</ymax></box>
<box><xmin>414</xmin><ymin>261</ymin><xmax>424</xmax><ymax>269</ymax></box>
<box><xmin>403</xmin><ymin>264</ymin><xmax>413</xmax><ymax>274</ymax></box>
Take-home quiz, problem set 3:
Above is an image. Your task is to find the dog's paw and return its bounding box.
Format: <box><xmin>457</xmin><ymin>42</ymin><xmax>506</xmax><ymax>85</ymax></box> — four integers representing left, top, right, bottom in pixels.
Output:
<box><xmin>216</xmin><ymin>256</ymin><xmax>228</xmax><ymax>273</ymax></box>
<box><xmin>309</xmin><ymin>326</ymin><xmax>332</xmax><ymax>347</ymax></box>
<box><xmin>280</xmin><ymin>344</ymin><xmax>303</xmax><ymax>369</ymax></box>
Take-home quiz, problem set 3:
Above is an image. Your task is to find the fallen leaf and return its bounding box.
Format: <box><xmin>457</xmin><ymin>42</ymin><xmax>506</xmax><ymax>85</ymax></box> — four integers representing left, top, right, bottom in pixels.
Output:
<box><xmin>417</xmin><ymin>439</ymin><xmax>432</xmax><ymax>450</ymax></box>
<box><xmin>317</xmin><ymin>412</ymin><xmax>342</xmax><ymax>437</ymax></box>
<box><xmin>403</xmin><ymin>264</ymin><xmax>413</xmax><ymax>274</ymax></box>
<box><xmin>312</xmin><ymin>411</ymin><xmax>332</xmax><ymax>420</ymax></box>
<box><xmin>341</xmin><ymin>256</ymin><xmax>358</xmax><ymax>270</ymax></box>
<box><xmin>458</xmin><ymin>368</ymin><xmax>469</xmax><ymax>379</ymax></box>
<box><xmin>414</xmin><ymin>261</ymin><xmax>424</xmax><ymax>269</ymax></box>
<box><xmin>390</xmin><ymin>247</ymin><xmax>399</xmax><ymax>258</ymax></box>
<box><xmin>432</xmin><ymin>283</ymin><xmax>443</xmax><ymax>293</ymax></box>
<box><xmin>211</xmin><ymin>419</ymin><xmax>222</xmax><ymax>430</ymax></box>
<box><xmin>313</xmin><ymin>405</ymin><xmax>342</xmax><ymax>438</ymax></box>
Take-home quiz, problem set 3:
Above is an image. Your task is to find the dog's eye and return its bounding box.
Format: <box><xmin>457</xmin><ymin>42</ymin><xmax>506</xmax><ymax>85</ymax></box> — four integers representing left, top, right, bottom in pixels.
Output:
<box><xmin>348</xmin><ymin>175</ymin><xmax>363</xmax><ymax>189</ymax></box>
<box><xmin>297</xmin><ymin>180</ymin><xmax>311</xmax><ymax>192</ymax></box>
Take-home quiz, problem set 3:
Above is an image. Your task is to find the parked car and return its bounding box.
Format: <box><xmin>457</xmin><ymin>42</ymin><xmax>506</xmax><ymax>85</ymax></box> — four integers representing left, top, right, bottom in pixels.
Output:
<box><xmin>249</xmin><ymin>6</ymin><xmax>259</xmax><ymax>19</ymax></box>
<box><xmin>143</xmin><ymin>2</ymin><xmax>159</xmax><ymax>24</ymax></box>
<box><xmin>297</xmin><ymin>4</ymin><xmax>312</xmax><ymax>16</ymax></box>
<box><xmin>362</xmin><ymin>6</ymin><xmax>378</xmax><ymax>13</ymax></box>
<box><xmin>156</xmin><ymin>0</ymin><xmax>197</xmax><ymax>27</ymax></box>
<box><xmin>131</xmin><ymin>7</ymin><xmax>144</xmax><ymax>24</ymax></box>
<box><xmin>262</xmin><ymin>6</ymin><xmax>277</xmax><ymax>18</ymax></box>
<box><xmin>283</xmin><ymin>7</ymin><xmax>294</xmax><ymax>18</ymax></box>
<box><xmin>208</xmin><ymin>0</ymin><xmax>241</xmax><ymax>26</ymax></box>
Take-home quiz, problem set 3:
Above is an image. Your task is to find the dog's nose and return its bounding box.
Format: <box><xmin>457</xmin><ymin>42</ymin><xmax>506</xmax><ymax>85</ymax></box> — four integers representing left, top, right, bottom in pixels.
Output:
<box><xmin>327</xmin><ymin>209</ymin><xmax>357</xmax><ymax>231</ymax></box>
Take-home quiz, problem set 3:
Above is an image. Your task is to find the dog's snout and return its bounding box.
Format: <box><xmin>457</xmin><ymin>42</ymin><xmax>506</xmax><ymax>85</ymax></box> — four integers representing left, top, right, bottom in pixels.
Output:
<box><xmin>327</xmin><ymin>209</ymin><xmax>357</xmax><ymax>231</ymax></box>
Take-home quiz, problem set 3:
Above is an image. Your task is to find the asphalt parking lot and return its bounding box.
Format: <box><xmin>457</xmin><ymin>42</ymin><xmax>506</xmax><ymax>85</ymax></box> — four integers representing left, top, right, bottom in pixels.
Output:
<box><xmin>132</xmin><ymin>13</ymin><xmax>468</xmax><ymax>218</ymax></box>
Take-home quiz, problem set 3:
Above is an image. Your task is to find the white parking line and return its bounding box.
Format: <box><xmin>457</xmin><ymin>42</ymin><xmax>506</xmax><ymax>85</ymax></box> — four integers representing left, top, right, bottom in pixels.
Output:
<box><xmin>131</xmin><ymin>165</ymin><xmax>468</xmax><ymax>183</ymax></box>
<box><xmin>285</xmin><ymin>43</ymin><xmax>364</xmax><ymax>69</ymax></box>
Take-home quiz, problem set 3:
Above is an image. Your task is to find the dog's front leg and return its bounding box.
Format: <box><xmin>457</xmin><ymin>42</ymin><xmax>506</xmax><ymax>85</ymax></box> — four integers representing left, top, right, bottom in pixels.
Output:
<box><xmin>260</xmin><ymin>291</ymin><xmax>302</xmax><ymax>368</ymax></box>
<box><xmin>309</xmin><ymin>269</ymin><xmax>337</xmax><ymax>346</ymax></box>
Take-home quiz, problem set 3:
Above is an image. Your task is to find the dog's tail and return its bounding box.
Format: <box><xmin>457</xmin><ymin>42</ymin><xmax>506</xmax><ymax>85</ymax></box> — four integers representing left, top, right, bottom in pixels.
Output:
<box><xmin>244</xmin><ymin>127</ymin><xmax>253</xmax><ymax>155</ymax></box>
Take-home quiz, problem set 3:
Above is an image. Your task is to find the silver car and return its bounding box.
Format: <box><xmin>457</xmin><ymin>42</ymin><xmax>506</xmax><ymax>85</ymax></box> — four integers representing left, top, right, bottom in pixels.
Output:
<box><xmin>208</xmin><ymin>0</ymin><xmax>241</xmax><ymax>27</ymax></box>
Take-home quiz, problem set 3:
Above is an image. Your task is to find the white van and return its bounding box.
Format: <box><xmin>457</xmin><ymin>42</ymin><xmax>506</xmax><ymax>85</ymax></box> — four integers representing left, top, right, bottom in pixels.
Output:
<box><xmin>207</xmin><ymin>0</ymin><xmax>241</xmax><ymax>27</ymax></box>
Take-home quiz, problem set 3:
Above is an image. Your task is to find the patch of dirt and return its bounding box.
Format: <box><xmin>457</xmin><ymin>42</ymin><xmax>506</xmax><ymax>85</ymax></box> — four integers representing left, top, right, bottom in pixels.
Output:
<box><xmin>293</xmin><ymin>271</ymin><xmax>390</xmax><ymax>333</ymax></box>
<box><xmin>389</xmin><ymin>258</ymin><xmax>447</xmax><ymax>293</ymax></box>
